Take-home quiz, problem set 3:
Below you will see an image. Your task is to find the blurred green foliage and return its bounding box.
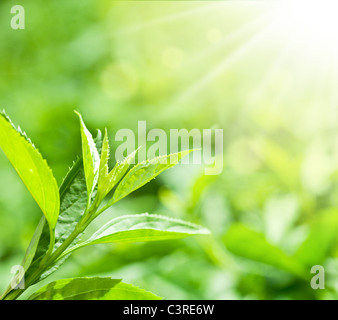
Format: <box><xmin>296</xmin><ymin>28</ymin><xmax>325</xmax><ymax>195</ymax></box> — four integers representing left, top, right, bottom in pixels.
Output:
<box><xmin>1</xmin><ymin>0</ymin><xmax>338</xmax><ymax>300</ymax></box>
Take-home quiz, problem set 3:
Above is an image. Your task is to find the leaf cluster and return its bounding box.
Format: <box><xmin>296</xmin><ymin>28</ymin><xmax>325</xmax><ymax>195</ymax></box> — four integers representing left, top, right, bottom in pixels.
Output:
<box><xmin>0</xmin><ymin>111</ymin><xmax>208</xmax><ymax>300</ymax></box>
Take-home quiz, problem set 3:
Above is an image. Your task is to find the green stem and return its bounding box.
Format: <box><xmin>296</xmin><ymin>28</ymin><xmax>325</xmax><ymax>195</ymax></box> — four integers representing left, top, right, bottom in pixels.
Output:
<box><xmin>44</xmin><ymin>204</ymin><xmax>108</xmax><ymax>265</ymax></box>
<box><xmin>44</xmin><ymin>226</ymin><xmax>55</xmax><ymax>262</ymax></box>
<box><xmin>90</xmin><ymin>202</ymin><xmax>111</xmax><ymax>221</ymax></box>
<box><xmin>43</xmin><ymin>207</ymin><xmax>96</xmax><ymax>268</ymax></box>
<box><xmin>2</xmin><ymin>210</ymin><xmax>94</xmax><ymax>300</ymax></box>
<box><xmin>2</xmin><ymin>199</ymin><xmax>111</xmax><ymax>300</ymax></box>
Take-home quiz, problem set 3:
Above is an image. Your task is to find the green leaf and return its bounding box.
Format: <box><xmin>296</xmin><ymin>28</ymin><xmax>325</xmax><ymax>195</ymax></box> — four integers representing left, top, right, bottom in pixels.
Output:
<box><xmin>21</xmin><ymin>216</ymin><xmax>46</xmax><ymax>272</ymax></box>
<box><xmin>28</xmin><ymin>277</ymin><xmax>162</xmax><ymax>300</ymax></box>
<box><xmin>31</xmin><ymin>158</ymin><xmax>85</xmax><ymax>267</ymax></box>
<box><xmin>0</xmin><ymin>215</ymin><xmax>46</xmax><ymax>298</ymax></box>
<box><xmin>25</xmin><ymin>131</ymin><xmax>102</xmax><ymax>281</ymax></box>
<box><xmin>223</xmin><ymin>223</ymin><xmax>307</xmax><ymax>279</ymax></box>
<box><xmin>23</xmin><ymin>158</ymin><xmax>88</xmax><ymax>282</ymax></box>
<box><xmin>294</xmin><ymin>209</ymin><xmax>338</xmax><ymax>267</ymax></box>
<box><xmin>24</xmin><ymin>132</ymin><xmax>104</xmax><ymax>284</ymax></box>
<box><xmin>75</xmin><ymin>111</ymin><xmax>100</xmax><ymax>204</ymax></box>
<box><xmin>65</xmin><ymin>213</ymin><xmax>210</xmax><ymax>254</ymax></box>
<box><xmin>0</xmin><ymin>111</ymin><xmax>60</xmax><ymax>230</ymax></box>
<box><xmin>55</xmin><ymin>158</ymin><xmax>88</xmax><ymax>248</ymax></box>
<box><xmin>97</xmin><ymin>128</ymin><xmax>110</xmax><ymax>186</ymax></box>
<box><xmin>32</xmin><ymin>132</ymin><xmax>103</xmax><ymax>282</ymax></box>
<box><xmin>110</xmin><ymin>150</ymin><xmax>193</xmax><ymax>205</ymax></box>
<box><xmin>97</xmin><ymin>146</ymin><xmax>139</xmax><ymax>204</ymax></box>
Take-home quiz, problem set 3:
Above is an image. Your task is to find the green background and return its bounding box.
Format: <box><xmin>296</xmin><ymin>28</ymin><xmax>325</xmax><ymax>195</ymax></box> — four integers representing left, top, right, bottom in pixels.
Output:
<box><xmin>0</xmin><ymin>0</ymin><xmax>337</xmax><ymax>300</ymax></box>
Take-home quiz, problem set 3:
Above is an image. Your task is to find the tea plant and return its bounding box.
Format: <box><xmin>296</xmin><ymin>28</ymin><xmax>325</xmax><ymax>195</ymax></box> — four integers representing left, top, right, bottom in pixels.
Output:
<box><xmin>0</xmin><ymin>111</ymin><xmax>209</xmax><ymax>300</ymax></box>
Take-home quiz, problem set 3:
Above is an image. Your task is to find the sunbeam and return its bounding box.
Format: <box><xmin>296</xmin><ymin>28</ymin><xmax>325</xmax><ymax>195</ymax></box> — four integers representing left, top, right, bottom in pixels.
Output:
<box><xmin>166</xmin><ymin>20</ymin><xmax>277</xmax><ymax>115</ymax></box>
<box><xmin>179</xmin><ymin>11</ymin><xmax>273</xmax><ymax>74</ymax></box>
<box><xmin>112</xmin><ymin>2</ymin><xmax>226</xmax><ymax>36</ymax></box>
<box><xmin>248</xmin><ymin>37</ymin><xmax>300</xmax><ymax>106</ymax></box>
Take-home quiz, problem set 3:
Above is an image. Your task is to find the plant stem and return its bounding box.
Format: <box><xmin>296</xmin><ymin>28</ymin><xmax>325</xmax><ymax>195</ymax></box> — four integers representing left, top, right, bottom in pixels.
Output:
<box><xmin>1</xmin><ymin>195</ymin><xmax>111</xmax><ymax>300</ymax></box>
<box><xmin>2</xmin><ymin>207</ymin><xmax>98</xmax><ymax>300</ymax></box>
<box><xmin>44</xmin><ymin>226</ymin><xmax>55</xmax><ymax>261</ymax></box>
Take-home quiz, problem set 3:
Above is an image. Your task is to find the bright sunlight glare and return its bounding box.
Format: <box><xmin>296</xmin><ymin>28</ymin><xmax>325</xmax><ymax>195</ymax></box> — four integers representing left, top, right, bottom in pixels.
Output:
<box><xmin>273</xmin><ymin>0</ymin><xmax>338</xmax><ymax>52</ymax></box>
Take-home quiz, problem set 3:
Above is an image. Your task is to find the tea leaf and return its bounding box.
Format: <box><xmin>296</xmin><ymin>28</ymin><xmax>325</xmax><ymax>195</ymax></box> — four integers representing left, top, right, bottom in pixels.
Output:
<box><xmin>66</xmin><ymin>213</ymin><xmax>210</xmax><ymax>253</ymax></box>
<box><xmin>28</xmin><ymin>277</ymin><xmax>162</xmax><ymax>300</ymax></box>
<box><xmin>25</xmin><ymin>131</ymin><xmax>103</xmax><ymax>282</ymax></box>
<box><xmin>75</xmin><ymin>111</ymin><xmax>100</xmax><ymax>205</ymax></box>
<box><xmin>0</xmin><ymin>111</ymin><xmax>60</xmax><ymax>229</ymax></box>
<box><xmin>21</xmin><ymin>216</ymin><xmax>46</xmax><ymax>272</ymax></box>
<box><xmin>24</xmin><ymin>158</ymin><xmax>87</xmax><ymax>282</ymax></box>
<box><xmin>110</xmin><ymin>150</ymin><xmax>193</xmax><ymax>205</ymax></box>
<box><xmin>97</xmin><ymin>128</ymin><xmax>110</xmax><ymax>186</ymax></box>
<box><xmin>97</xmin><ymin>147</ymin><xmax>139</xmax><ymax>204</ymax></box>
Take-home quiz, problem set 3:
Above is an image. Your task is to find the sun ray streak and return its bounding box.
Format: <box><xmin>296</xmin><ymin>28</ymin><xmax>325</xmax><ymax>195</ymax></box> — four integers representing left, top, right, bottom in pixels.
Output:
<box><xmin>328</xmin><ymin>51</ymin><xmax>338</xmax><ymax>130</ymax></box>
<box><xmin>248</xmin><ymin>36</ymin><xmax>301</xmax><ymax>106</ymax></box>
<box><xmin>112</xmin><ymin>2</ymin><xmax>230</xmax><ymax>36</ymax></box>
<box><xmin>166</xmin><ymin>20</ymin><xmax>278</xmax><ymax>114</ymax></box>
<box><xmin>181</xmin><ymin>11</ymin><xmax>274</xmax><ymax>72</ymax></box>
